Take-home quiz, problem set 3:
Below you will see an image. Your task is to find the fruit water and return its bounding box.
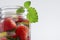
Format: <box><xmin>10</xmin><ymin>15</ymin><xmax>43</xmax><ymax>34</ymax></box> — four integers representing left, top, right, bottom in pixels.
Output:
<box><xmin>0</xmin><ymin>6</ymin><xmax>30</xmax><ymax>40</ymax></box>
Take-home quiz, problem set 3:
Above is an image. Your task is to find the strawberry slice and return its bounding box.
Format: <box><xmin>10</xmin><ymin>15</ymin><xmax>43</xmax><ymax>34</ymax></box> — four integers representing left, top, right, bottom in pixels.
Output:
<box><xmin>15</xmin><ymin>26</ymin><xmax>29</xmax><ymax>40</ymax></box>
<box><xmin>3</xmin><ymin>17</ymin><xmax>16</xmax><ymax>31</ymax></box>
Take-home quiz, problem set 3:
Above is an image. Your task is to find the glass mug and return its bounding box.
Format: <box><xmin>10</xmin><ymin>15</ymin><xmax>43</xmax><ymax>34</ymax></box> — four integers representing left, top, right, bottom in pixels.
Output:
<box><xmin>0</xmin><ymin>6</ymin><xmax>30</xmax><ymax>40</ymax></box>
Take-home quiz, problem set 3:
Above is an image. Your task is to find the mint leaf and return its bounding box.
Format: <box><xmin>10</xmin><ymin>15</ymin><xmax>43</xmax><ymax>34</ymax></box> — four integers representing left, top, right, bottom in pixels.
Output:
<box><xmin>24</xmin><ymin>1</ymin><xmax>31</xmax><ymax>8</ymax></box>
<box><xmin>27</xmin><ymin>7</ymin><xmax>38</xmax><ymax>23</ymax></box>
<box><xmin>16</xmin><ymin>7</ymin><xmax>25</xmax><ymax>14</ymax></box>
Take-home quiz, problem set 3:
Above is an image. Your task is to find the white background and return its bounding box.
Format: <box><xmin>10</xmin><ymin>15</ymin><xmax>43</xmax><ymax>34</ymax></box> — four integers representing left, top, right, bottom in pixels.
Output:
<box><xmin>0</xmin><ymin>0</ymin><xmax>60</xmax><ymax>40</ymax></box>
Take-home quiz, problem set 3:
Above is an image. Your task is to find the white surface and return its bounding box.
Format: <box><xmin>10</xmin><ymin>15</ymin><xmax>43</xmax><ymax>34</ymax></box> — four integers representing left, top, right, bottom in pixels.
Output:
<box><xmin>0</xmin><ymin>0</ymin><xmax>60</xmax><ymax>40</ymax></box>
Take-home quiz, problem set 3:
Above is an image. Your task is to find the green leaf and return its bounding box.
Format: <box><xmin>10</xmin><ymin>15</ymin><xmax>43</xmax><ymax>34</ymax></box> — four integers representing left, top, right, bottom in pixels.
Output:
<box><xmin>27</xmin><ymin>7</ymin><xmax>38</xmax><ymax>23</ymax></box>
<box><xmin>16</xmin><ymin>7</ymin><xmax>25</xmax><ymax>14</ymax></box>
<box><xmin>24</xmin><ymin>1</ymin><xmax>31</xmax><ymax>8</ymax></box>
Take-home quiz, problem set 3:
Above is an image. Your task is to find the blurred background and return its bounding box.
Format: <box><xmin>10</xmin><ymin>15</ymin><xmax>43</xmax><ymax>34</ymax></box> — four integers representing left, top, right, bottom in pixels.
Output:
<box><xmin>0</xmin><ymin>0</ymin><xmax>60</xmax><ymax>40</ymax></box>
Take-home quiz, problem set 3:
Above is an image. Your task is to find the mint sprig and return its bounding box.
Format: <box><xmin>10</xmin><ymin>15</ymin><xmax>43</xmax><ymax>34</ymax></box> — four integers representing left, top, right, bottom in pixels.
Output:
<box><xmin>16</xmin><ymin>1</ymin><xmax>38</xmax><ymax>23</ymax></box>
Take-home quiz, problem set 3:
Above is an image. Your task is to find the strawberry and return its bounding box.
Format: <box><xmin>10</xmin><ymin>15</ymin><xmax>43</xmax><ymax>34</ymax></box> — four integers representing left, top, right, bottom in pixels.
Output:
<box><xmin>15</xmin><ymin>26</ymin><xmax>29</xmax><ymax>40</ymax></box>
<box><xmin>3</xmin><ymin>17</ymin><xmax>16</xmax><ymax>31</ymax></box>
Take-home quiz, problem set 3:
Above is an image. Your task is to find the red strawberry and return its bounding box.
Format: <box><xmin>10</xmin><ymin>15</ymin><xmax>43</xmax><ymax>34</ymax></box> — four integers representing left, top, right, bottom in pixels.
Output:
<box><xmin>3</xmin><ymin>17</ymin><xmax>16</xmax><ymax>31</ymax></box>
<box><xmin>16</xmin><ymin>16</ymin><xmax>24</xmax><ymax>23</ymax></box>
<box><xmin>16</xmin><ymin>26</ymin><xmax>29</xmax><ymax>40</ymax></box>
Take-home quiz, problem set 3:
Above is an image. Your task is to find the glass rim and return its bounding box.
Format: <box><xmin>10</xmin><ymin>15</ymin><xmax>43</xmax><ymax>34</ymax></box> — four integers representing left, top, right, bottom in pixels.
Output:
<box><xmin>0</xmin><ymin>6</ymin><xmax>25</xmax><ymax>19</ymax></box>
<box><xmin>0</xmin><ymin>6</ymin><xmax>23</xmax><ymax>15</ymax></box>
<box><xmin>1</xmin><ymin>6</ymin><xmax>21</xmax><ymax>10</ymax></box>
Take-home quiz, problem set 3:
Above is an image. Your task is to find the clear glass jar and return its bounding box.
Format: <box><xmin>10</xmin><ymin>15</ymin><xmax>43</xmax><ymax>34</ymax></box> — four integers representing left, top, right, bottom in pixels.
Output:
<box><xmin>0</xmin><ymin>6</ymin><xmax>30</xmax><ymax>40</ymax></box>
